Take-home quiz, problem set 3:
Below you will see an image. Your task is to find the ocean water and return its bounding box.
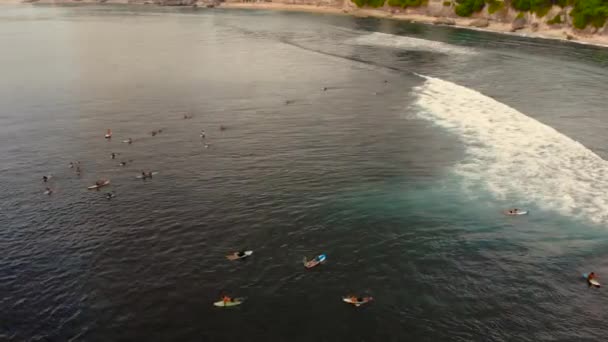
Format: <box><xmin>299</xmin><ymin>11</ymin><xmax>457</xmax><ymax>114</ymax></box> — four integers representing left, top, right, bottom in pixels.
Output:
<box><xmin>2</xmin><ymin>4</ymin><xmax>608</xmax><ymax>341</ymax></box>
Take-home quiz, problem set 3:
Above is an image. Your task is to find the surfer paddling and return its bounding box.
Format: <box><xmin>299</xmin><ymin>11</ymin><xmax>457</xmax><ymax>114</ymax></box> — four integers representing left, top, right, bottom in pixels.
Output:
<box><xmin>140</xmin><ymin>171</ymin><xmax>154</xmax><ymax>179</ymax></box>
<box><xmin>343</xmin><ymin>296</ymin><xmax>373</xmax><ymax>307</ymax></box>
<box><xmin>587</xmin><ymin>272</ymin><xmax>600</xmax><ymax>288</ymax></box>
<box><xmin>226</xmin><ymin>250</ymin><xmax>252</xmax><ymax>260</ymax></box>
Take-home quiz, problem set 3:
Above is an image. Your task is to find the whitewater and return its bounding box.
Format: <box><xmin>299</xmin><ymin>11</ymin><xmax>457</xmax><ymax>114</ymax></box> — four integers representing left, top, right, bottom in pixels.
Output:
<box><xmin>413</xmin><ymin>75</ymin><xmax>608</xmax><ymax>225</ymax></box>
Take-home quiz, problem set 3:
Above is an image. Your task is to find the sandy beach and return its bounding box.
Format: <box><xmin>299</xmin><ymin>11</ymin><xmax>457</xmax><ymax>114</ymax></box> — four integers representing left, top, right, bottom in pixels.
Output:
<box><xmin>3</xmin><ymin>0</ymin><xmax>608</xmax><ymax>47</ymax></box>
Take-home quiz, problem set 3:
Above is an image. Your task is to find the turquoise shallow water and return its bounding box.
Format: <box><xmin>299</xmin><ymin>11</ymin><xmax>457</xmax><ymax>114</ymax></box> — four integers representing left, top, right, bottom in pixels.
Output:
<box><xmin>2</xmin><ymin>4</ymin><xmax>608</xmax><ymax>341</ymax></box>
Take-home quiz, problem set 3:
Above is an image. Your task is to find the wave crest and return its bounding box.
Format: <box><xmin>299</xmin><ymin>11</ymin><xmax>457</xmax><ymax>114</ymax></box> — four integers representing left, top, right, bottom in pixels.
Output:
<box><xmin>350</xmin><ymin>32</ymin><xmax>477</xmax><ymax>56</ymax></box>
<box><xmin>414</xmin><ymin>76</ymin><xmax>608</xmax><ymax>225</ymax></box>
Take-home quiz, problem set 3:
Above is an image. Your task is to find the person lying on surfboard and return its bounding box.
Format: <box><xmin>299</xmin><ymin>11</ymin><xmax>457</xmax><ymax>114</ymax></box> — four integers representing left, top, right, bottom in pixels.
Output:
<box><xmin>303</xmin><ymin>254</ymin><xmax>326</xmax><ymax>268</ymax></box>
<box><xmin>226</xmin><ymin>251</ymin><xmax>251</xmax><ymax>260</ymax></box>
<box><xmin>140</xmin><ymin>171</ymin><xmax>153</xmax><ymax>179</ymax></box>
<box><xmin>351</xmin><ymin>296</ymin><xmax>364</xmax><ymax>303</ymax></box>
<box><xmin>343</xmin><ymin>296</ymin><xmax>373</xmax><ymax>306</ymax></box>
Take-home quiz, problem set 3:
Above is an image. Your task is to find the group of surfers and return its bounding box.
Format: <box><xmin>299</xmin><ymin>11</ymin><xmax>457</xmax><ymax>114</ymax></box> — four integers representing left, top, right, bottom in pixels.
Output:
<box><xmin>219</xmin><ymin>251</ymin><xmax>373</xmax><ymax>307</ymax></box>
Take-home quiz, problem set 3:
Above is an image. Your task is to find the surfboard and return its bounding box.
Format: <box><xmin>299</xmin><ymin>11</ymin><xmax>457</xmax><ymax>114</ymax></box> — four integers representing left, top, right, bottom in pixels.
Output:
<box><xmin>213</xmin><ymin>298</ymin><xmax>245</xmax><ymax>307</ymax></box>
<box><xmin>105</xmin><ymin>129</ymin><xmax>112</xmax><ymax>139</ymax></box>
<box><xmin>304</xmin><ymin>254</ymin><xmax>326</xmax><ymax>269</ymax></box>
<box><xmin>136</xmin><ymin>172</ymin><xmax>159</xmax><ymax>179</ymax></box>
<box><xmin>226</xmin><ymin>251</ymin><xmax>253</xmax><ymax>260</ymax></box>
<box><xmin>583</xmin><ymin>273</ymin><xmax>601</xmax><ymax>287</ymax></box>
<box><xmin>88</xmin><ymin>180</ymin><xmax>110</xmax><ymax>190</ymax></box>
<box><xmin>343</xmin><ymin>297</ymin><xmax>373</xmax><ymax>307</ymax></box>
<box><xmin>503</xmin><ymin>210</ymin><xmax>528</xmax><ymax>216</ymax></box>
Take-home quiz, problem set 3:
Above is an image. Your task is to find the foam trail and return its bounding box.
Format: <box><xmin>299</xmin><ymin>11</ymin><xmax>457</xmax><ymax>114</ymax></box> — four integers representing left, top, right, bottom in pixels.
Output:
<box><xmin>414</xmin><ymin>76</ymin><xmax>608</xmax><ymax>225</ymax></box>
<box><xmin>350</xmin><ymin>32</ymin><xmax>476</xmax><ymax>56</ymax></box>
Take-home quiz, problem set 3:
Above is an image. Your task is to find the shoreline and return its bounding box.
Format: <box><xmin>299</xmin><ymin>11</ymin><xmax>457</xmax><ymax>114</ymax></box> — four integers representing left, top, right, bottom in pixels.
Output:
<box><xmin>220</xmin><ymin>2</ymin><xmax>608</xmax><ymax>48</ymax></box>
<box><xmin>4</xmin><ymin>0</ymin><xmax>608</xmax><ymax>48</ymax></box>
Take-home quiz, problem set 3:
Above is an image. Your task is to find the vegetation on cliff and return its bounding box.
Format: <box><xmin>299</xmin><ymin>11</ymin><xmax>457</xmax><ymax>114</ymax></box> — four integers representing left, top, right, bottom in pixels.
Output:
<box><xmin>352</xmin><ymin>0</ymin><xmax>385</xmax><ymax>8</ymax></box>
<box><xmin>454</xmin><ymin>0</ymin><xmax>486</xmax><ymax>17</ymax></box>
<box><xmin>387</xmin><ymin>0</ymin><xmax>426</xmax><ymax>8</ymax></box>
<box><xmin>349</xmin><ymin>0</ymin><xmax>608</xmax><ymax>30</ymax></box>
<box><xmin>569</xmin><ymin>0</ymin><xmax>608</xmax><ymax>29</ymax></box>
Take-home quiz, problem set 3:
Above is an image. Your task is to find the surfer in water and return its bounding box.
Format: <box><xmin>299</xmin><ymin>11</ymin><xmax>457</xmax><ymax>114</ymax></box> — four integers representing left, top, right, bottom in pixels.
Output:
<box><xmin>200</xmin><ymin>130</ymin><xmax>206</xmax><ymax>139</ymax></box>
<box><xmin>588</xmin><ymin>272</ymin><xmax>597</xmax><ymax>286</ymax></box>
<box><xmin>127</xmin><ymin>138</ymin><xmax>133</xmax><ymax>144</ymax></box>
<box><xmin>111</xmin><ymin>153</ymin><xmax>116</xmax><ymax>159</ymax></box>
<box><xmin>45</xmin><ymin>187</ymin><xmax>53</xmax><ymax>195</ymax></box>
<box><xmin>69</xmin><ymin>162</ymin><xmax>74</xmax><ymax>169</ymax></box>
<box><xmin>106</xmin><ymin>192</ymin><xmax>115</xmax><ymax>200</ymax></box>
<box><xmin>120</xmin><ymin>161</ymin><xmax>127</xmax><ymax>166</ymax></box>
<box><xmin>222</xmin><ymin>295</ymin><xmax>233</xmax><ymax>305</ymax></box>
<box><xmin>42</xmin><ymin>175</ymin><xmax>48</xmax><ymax>183</ymax></box>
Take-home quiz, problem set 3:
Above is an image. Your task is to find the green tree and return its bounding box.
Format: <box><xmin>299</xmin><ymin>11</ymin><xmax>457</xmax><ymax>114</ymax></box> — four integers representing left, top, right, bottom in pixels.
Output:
<box><xmin>569</xmin><ymin>0</ymin><xmax>608</xmax><ymax>29</ymax></box>
<box><xmin>455</xmin><ymin>0</ymin><xmax>486</xmax><ymax>17</ymax></box>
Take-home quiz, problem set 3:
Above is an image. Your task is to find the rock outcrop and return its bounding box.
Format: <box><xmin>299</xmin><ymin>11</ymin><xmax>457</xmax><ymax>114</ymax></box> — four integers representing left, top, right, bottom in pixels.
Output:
<box><xmin>511</xmin><ymin>16</ymin><xmax>526</xmax><ymax>32</ymax></box>
<box><xmin>434</xmin><ymin>17</ymin><xmax>455</xmax><ymax>25</ymax></box>
<box><xmin>469</xmin><ymin>18</ymin><xmax>489</xmax><ymax>28</ymax></box>
<box><xmin>156</xmin><ymin>0</ymin><xmax>196</xmax><ymax>5</ymax></box>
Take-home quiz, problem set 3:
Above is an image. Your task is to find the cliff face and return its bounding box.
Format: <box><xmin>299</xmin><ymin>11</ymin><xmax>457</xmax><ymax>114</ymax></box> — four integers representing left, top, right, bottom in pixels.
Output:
<box><xmin>224</xmin><ymin>0</ymin><xmax>345</xmax><ymax>6</ymax></box>
<box><xmin>380</xmin><ymin>1</ymin><xmax>608</xmax><ymax>36</ymax></box>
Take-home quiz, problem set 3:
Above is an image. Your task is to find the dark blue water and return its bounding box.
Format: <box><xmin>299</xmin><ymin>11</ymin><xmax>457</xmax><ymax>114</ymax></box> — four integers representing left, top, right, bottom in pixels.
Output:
<box><xmin>2</xmin><ymin>4</ymin><xmax>608</xmax><ymax>341</ymax></box>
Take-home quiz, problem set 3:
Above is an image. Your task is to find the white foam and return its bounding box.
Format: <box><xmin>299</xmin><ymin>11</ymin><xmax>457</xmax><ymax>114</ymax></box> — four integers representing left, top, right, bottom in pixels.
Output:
<box><xmin>414</xmin><ymin>76</ymin><xmax>608</xmax><ymax>225</ymax></box>
<box><xmin>350</xmin><ymin>32</ymin><xmax>476</xmax><ymax>56</ymax></box>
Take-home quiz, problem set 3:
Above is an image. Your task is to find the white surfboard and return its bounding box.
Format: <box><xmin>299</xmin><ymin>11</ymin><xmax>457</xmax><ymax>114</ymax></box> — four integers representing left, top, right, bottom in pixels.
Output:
<box><xmin>503</xmin><ymin>209</ymin><xmax>528</xmax><ymax>216</ymax></box>
<box><xmin>583</xmin><ymin>273</ymin><xmax>601</xmax><ymax>287</ymax></box>
<box><xmin>213</xmin><ymin>298</ymin><xmax>245</xmax><ymax>307</ymax></box>
<box><xmin>88</xmin><ymin>180</ymin><xmax>110</xmax><ymax>190</ymax></box>
<box><xmin>343</xmin><ymin>297</ymin><xmax>373</xmax><ymax>307</ymax></box>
